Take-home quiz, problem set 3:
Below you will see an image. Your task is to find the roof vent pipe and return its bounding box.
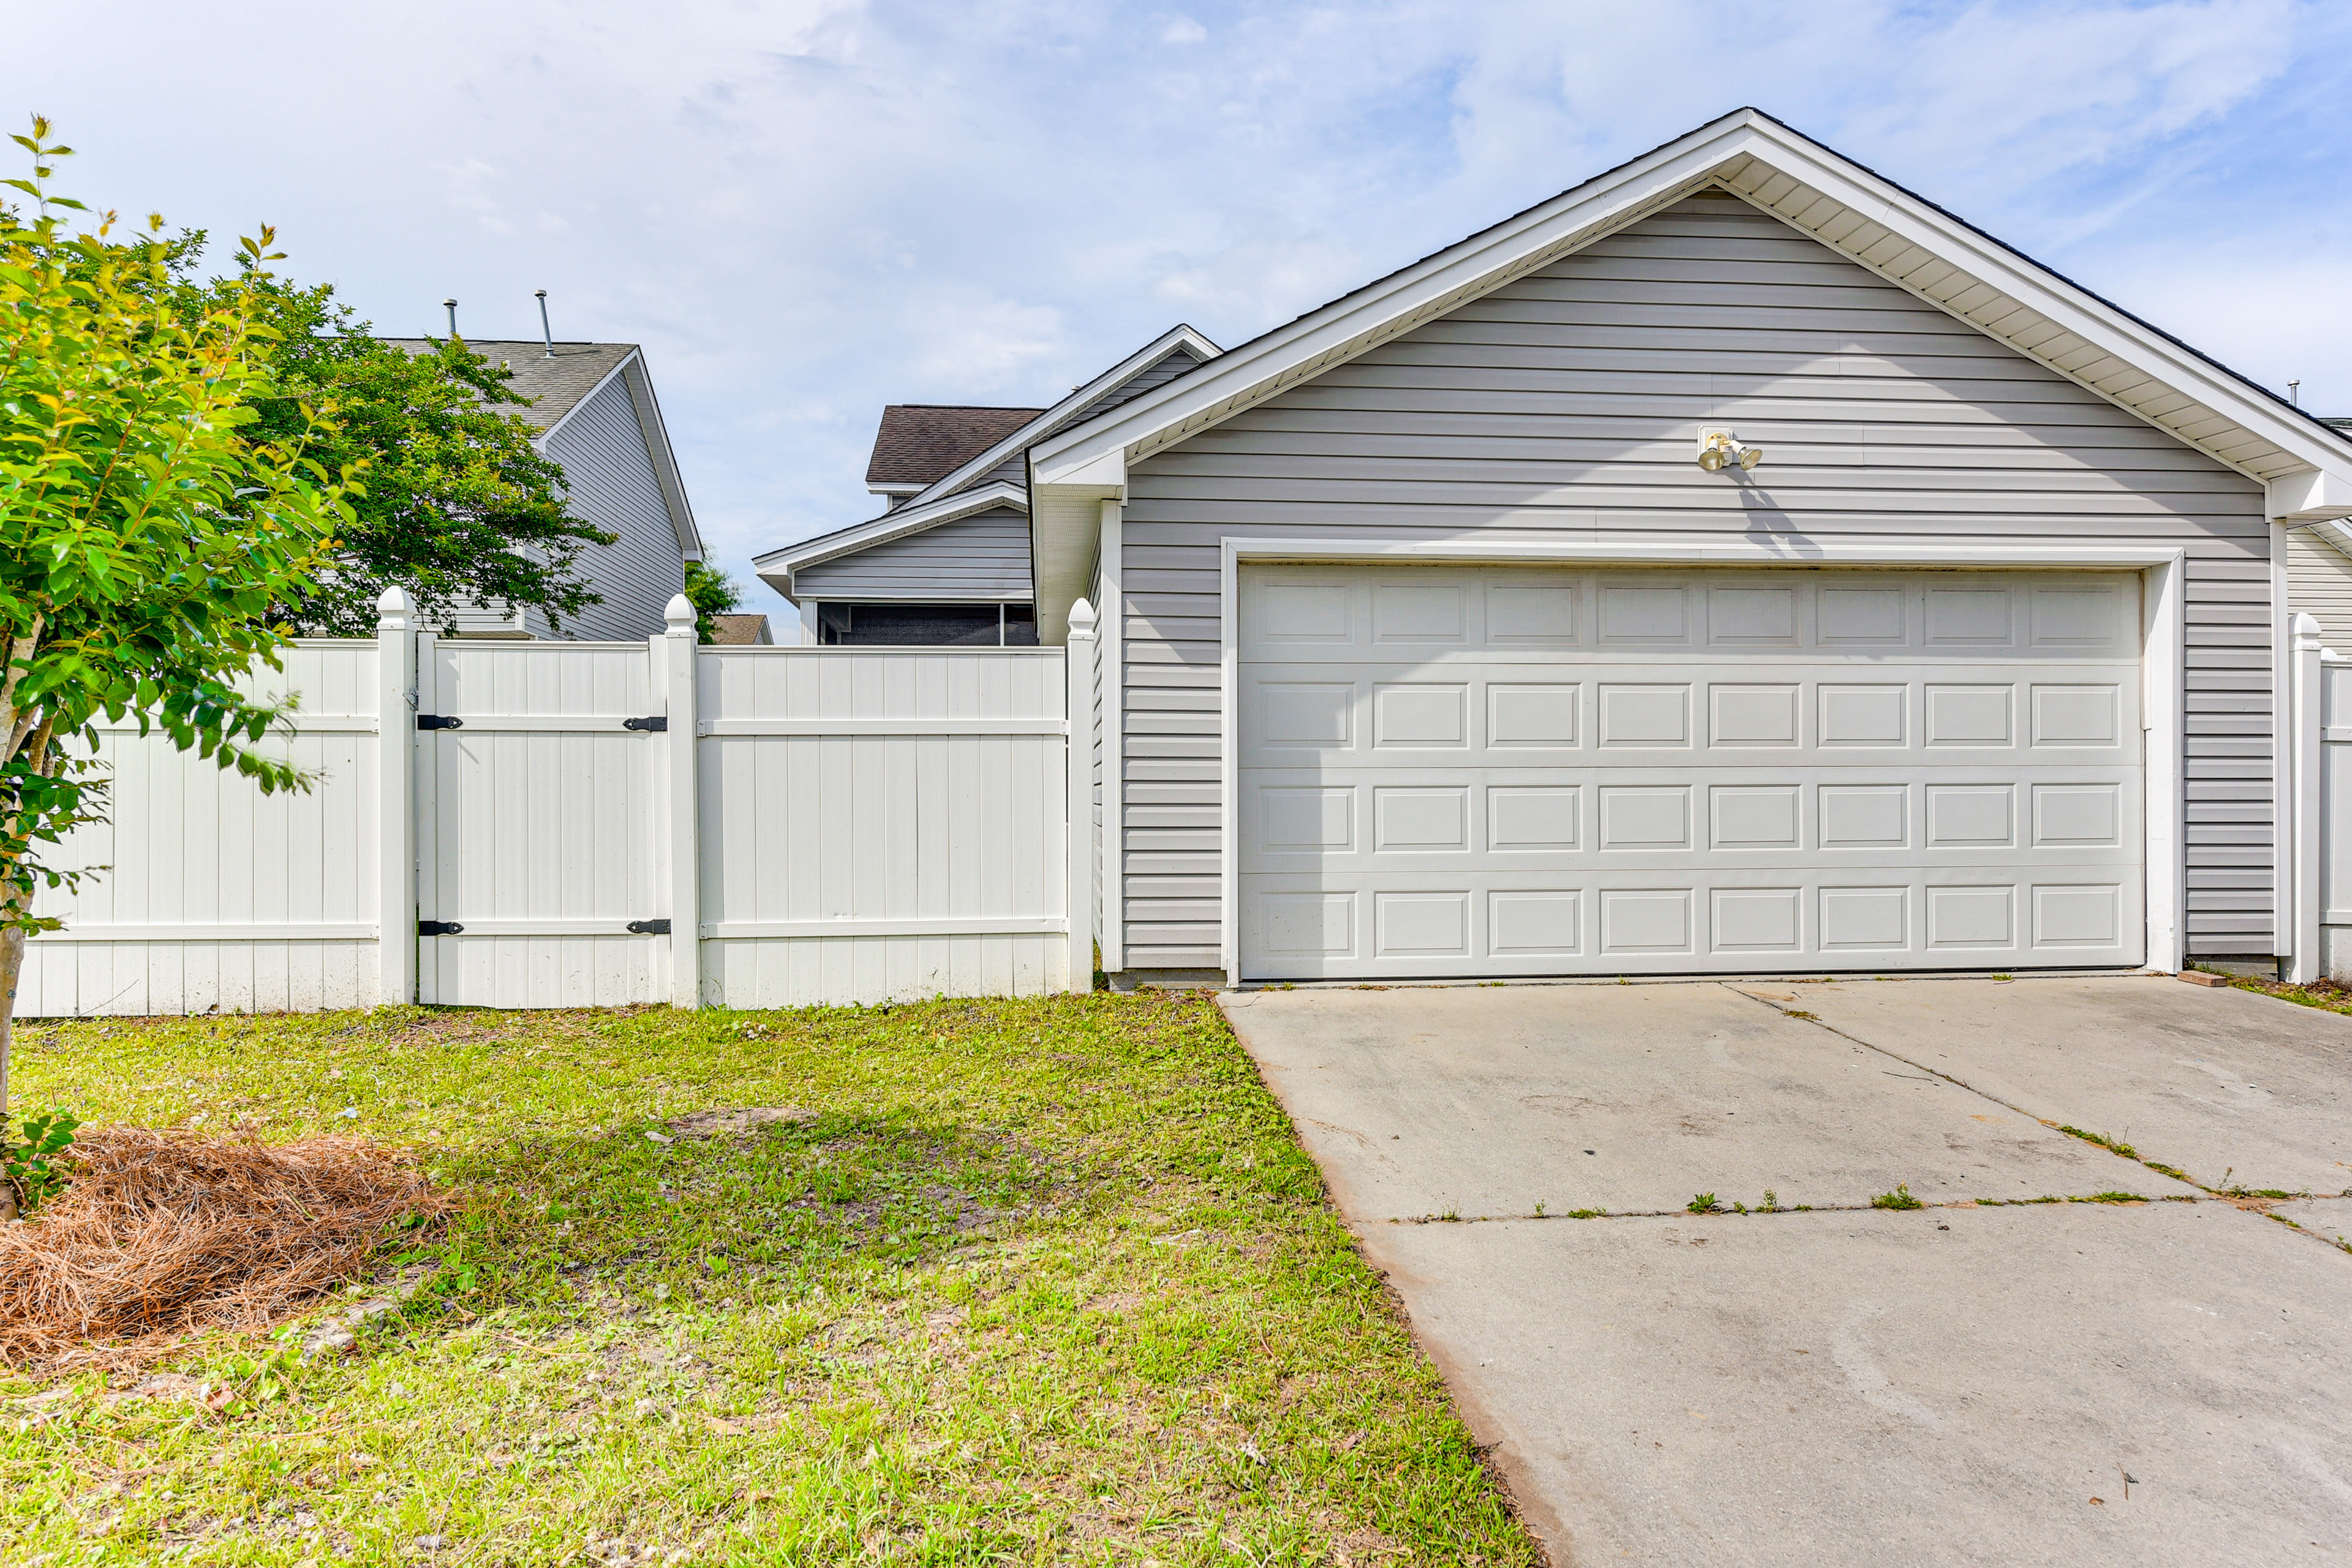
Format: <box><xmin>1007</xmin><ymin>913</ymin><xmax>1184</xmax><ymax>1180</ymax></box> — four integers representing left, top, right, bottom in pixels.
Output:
<box><xmin>535</xmin><ymin>289</ymin><xmax>554</xmax><ymax>358</ymax></box>
<box><xmin>443</xmin><ymin>298</ymin><xmax>459</xmax><ymax>339</ymax></box>
<box><xmin>2290</xmin><ymin>379</ymin><xmax>2302</xmax><ymax>408</ymax></box>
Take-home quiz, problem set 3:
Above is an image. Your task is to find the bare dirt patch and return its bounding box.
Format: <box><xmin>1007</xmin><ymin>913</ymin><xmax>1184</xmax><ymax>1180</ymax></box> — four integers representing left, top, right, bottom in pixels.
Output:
<box><xmin>660</xmin><ymin>1107</ymin><xmax>811</xmax><ymax>1140</ymax></box>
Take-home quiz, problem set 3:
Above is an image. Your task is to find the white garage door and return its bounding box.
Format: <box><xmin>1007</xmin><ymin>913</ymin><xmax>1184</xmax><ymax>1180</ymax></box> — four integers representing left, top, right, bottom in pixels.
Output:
<box><xmin>1237</xmin><ymin>565</ymin><xmax>2144</xmax><ymax>979</ymax></box>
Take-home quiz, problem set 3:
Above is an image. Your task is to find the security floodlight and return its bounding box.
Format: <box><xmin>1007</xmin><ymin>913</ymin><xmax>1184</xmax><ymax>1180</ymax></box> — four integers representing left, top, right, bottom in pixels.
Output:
<box><xmin>1697</xmin><ymin>428</ymin><xmax>1763</xmax><ymax>472</ymax></box>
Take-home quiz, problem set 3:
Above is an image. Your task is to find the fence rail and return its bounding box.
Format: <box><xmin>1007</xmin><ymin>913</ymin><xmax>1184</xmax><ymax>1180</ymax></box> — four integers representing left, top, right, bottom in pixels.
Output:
<box><xmin>17</xmin><ymin>591</ymin><xmax>1094</xmax><ymax>1015</ymax></box>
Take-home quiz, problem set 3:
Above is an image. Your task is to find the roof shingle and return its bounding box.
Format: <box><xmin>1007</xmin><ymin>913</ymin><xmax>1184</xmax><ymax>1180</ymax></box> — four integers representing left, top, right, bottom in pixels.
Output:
<box><xmin>865</xmin><ymin>405</ymin><xmax>1044</xmax><ymax>488</ymax></box>
<box><xmin>382</xmin><ymin>340</ymin><xmax>636</xmax><ymax>431</ymax></box>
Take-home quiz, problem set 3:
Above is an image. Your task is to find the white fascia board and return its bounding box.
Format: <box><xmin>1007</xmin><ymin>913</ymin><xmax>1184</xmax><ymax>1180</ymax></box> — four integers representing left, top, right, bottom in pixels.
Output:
<box><xmin>750</xmin><ymin>481</ymin><xmax>1029</xmax><ymax>599</ymax></box>
<box><xmin>536</xmin><ymin>349</ymin><xmax>707</xmax><ymax>561</ymax></box>
<box><xmin>1721</xmin><ymin>121</ymin><xmax>2352</xmax><ymax>494</ymax></box>
<box><xmin>1031</xmin><ymin>108</ymin><xmax>2352</xmax><ymax>503</ymax></box>
<box><xmin>910</xmin><ymin>325</ymin><xmax>1223</xmax><ymax>508</ymax></box>
<box><xmin>1030</xmin><ymin>115</ymin><xmax>1762</xmax><ymax>488</ymax></box>
<box><xmin>2270</xmin><ymin>469</ymin><xmax>2352</xmax><ymax>522</ymax></box>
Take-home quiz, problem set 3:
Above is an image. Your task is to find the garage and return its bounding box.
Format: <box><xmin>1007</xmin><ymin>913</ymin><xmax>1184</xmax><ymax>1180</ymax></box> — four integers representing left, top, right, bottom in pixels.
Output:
<box><xmin>1235</xmin><ymin>563</ymin><xmax>2147</xmax><ymax>979</ymax></box>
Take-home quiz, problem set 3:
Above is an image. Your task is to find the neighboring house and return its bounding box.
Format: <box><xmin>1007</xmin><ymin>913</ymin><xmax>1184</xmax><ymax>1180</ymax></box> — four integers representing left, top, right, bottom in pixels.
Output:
<box><xmin>385</xmin><ymin>339</ymin><xmax>704</xmax><ymax>640</ymax></box>
<box><xmin>1004</xmin><ymin>107</ymin><xmax>2352</xmax><ymax>988</ymax></box>
<box><xmin>707</xmin><ymin>613</ymin><xmax>774</xmax><ymax>645</ymax></box>
<box><xmin>754</xmin><ymin>328</ymin><xmax>1218</xmax><ymax>644</ymax></box>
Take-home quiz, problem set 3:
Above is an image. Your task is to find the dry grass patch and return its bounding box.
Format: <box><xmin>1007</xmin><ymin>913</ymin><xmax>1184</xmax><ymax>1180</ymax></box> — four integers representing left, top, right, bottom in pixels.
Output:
<box><xmin>0</xmin><ymin>1128</ymin><xmax>450</xmax><ymax>1374</ymax></box>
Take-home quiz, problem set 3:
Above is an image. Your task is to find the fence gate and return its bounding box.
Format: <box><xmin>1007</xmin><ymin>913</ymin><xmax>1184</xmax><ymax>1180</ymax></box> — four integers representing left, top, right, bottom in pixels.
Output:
<box><xmin>413</xmin><ymin>635</ymin><xmax>672</xmax><ymax>1007</ymax></box>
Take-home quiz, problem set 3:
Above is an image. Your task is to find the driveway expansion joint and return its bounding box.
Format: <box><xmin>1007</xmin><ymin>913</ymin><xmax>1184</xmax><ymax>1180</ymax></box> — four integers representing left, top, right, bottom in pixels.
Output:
<box><xmin>1716</xmin><ymin>981</ymin><xmax>2274</xmax><ymax>1200</ymax></box>
<box><xmin>1378</xmin><ymin>1193</ymin><xmax>2285</xmax><ymax>1226</ymax></box>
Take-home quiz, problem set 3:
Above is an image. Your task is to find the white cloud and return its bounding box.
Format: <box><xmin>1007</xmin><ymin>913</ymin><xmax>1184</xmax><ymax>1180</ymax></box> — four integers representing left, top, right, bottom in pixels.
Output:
<box><xmin>8</xmin><ymin>0</ymin><xmax>2351</xmax><ymax>616</ymax></box>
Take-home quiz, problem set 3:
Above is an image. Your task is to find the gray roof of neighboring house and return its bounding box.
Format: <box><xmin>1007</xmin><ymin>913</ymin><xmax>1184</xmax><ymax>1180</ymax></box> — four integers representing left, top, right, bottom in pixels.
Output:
<box><xmin>707</xmin><ymin>613</ymin><xmax>773</xmax><ymax>645</ymax></box>
<box><xmin>382</xmin><ymin>340</ymin><xmax>637</xmax><ymax>430</ymax></box>
<box><xmin>865</xmin><ymin>405</ymin><xmax>1044</xmax><ymax>488</ymax></box>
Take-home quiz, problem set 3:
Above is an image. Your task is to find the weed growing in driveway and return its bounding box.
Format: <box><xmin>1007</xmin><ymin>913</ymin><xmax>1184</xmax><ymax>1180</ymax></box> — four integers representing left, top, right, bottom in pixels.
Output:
<box><xmin>2057</xmin><ymin>1126</ymin><xmax>2138</xmax><ymax>1159</ymax></box>
<box><xmin>1686</xmin><ymin>1193</ymin><xmax>1722</xmax><ymax>1215</ymax></box>
<box><xmin>0</xmin><ymin>993</ymin><xmax>1539</xmax><ymax>1566</ymax></box>
<box><xmin>1871</xmin><ymin>1185</ymin><xmax>1924</xmax><ymax>1210</ymax></box>
<box><xmin>2218</xmin><ymin>973</ymin><xmax>2352</xmax><ymax>1019</ymax></box>
<box><xmin>2071</xmin><ymin>1192</ymin><xmax>2149</xmax><ymax>1205</ymax></box>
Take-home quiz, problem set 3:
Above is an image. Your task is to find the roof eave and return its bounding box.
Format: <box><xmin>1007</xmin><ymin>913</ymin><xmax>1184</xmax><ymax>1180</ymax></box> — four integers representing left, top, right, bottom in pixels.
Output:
<box><xmin>752</xmin><ymin>480</ymin><xmax>1030</xmax><ymax>600</ymax></box>
<box><xmin>1033</xmin><ymin>108</ymin><xmax>2352</xmax><ymax>500</ymax></box>
<box><xmin>535</xmin><ymin>349</ymin><xmax>705</xmax><ymax>561</ymax></box>
<box><xmin>904</xmin><ymin>324</ymin><xmax>1223</xmax><ymax>510</ymax></box>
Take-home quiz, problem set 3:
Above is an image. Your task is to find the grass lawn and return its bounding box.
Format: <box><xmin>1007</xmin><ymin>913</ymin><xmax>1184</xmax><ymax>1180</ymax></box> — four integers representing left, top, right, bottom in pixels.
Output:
<box><xmin>0</xmin><ymin>992</ymin><xmax>1537</xmax><ymax>1567</ymax></box>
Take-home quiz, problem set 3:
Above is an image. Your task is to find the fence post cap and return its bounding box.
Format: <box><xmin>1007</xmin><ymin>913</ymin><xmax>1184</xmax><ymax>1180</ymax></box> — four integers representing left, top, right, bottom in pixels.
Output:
<box><xmin>2294</xmin><ymin>611</ymin><xmax>2326</xmax><ymax>651</ymax></box>
<box><xmin>1068</xmin><ymin>597</ymin><xmax>1098</xmax><ymax>639</ymax></box>
<box><xmin>665</xmin><ymin>594</ymin><xmax>696</xmax><ymax>636</ymax></box>
<box><xmin>375</xmin><ymin>586</ymin><xmax>415</xmax><ymax>625</ymax></box>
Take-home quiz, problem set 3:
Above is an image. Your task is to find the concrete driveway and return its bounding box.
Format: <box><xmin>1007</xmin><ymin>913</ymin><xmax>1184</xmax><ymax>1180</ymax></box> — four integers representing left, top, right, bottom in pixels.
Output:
<box><xmin>1218</xmin><ymin>976</ymin><xmax>2352</xmax><ymax>1567</ymax></box>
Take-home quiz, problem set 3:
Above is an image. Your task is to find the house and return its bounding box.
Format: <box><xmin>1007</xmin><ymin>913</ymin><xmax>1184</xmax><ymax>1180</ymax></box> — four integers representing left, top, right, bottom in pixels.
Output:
<box><xmin>754</xmin><ymin>328</ymin><xmax>1219</xmax><ymax>644</ymax></box>
<box><xmin>1005</xmin><ymin>107</ymin><xmax>2352</xmax><ymax>989</ymax></box>
<box><xmin>384</xmin><ymin>339</ymin><xmax>704</xmax><ymax>639</ymax></box>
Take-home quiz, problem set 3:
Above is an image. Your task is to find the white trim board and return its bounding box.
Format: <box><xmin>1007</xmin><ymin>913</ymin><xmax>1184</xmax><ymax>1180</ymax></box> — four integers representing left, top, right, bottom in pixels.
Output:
<box><xmin>1030</xmin><ymin>107</ymin><xmax>2352</xmax><ymax>639</ymax></box>
<box><xmin>538</xmin><ymin>349</ymin><xmax>704</xmax><ymax>562</ymax></box>
<box><xmin>911</xmin><ymin>326</ymin><xmax>1222</xmax><ymax>511</ymax></box>
<box><xmin>1211</xmin><ymin>535</ymin><xmax>2188</xmax><ymax>985</ymax></box>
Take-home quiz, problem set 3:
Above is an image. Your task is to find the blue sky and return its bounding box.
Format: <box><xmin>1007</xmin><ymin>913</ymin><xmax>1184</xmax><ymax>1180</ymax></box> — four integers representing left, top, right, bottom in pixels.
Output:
<box><xmin>13</xmin><ymin>0</ymin><xmax>2352</xmax><ymax>620</ymax></box>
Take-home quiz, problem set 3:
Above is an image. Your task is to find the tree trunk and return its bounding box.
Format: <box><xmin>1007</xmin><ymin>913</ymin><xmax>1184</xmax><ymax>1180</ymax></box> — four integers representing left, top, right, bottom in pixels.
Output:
<box><xmin>0</xmin><ymin>911</ymin><xmax>18</xmax><ymax>1222</ymax></box>
<box><xmin>0</xmin><ymin>914</ymin><xmax>22</xmax><ymax>1120</ymax></box>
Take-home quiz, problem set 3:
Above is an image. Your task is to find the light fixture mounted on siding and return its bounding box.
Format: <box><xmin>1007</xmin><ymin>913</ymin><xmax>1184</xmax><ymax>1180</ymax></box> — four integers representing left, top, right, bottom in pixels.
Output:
<box><xmin>1697</xmin><ymin>427</ymin><xmax>1763</xmax><ymax>472</ymax></box>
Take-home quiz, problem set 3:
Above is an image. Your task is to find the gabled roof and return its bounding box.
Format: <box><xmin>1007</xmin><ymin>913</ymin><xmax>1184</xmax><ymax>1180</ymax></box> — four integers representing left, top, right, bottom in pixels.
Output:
<box><xmin>865</xmin><ymin>405</ymin><xmax>1044</xmax><ymax>490</ymax></box>
<box><xmin>1027</xmin><ymin>108</ymin><xmax>2352</xmax><ymax>631</ymax></box>
<box><xmin>386</xmin><ymin>338</ymin><xmax>703</xmax><ymax>561</ymax></box>
<box><xmin>752</xmin><ymin>481</ymin><xmax>1028</xmax><ymax>600</ymax></box>
<box><xmin>907</xmin><ymin>325</ymin><xmax>1219</xmax><ymax>508</ymax></box>
<box><xmin>753</xmin><ymin>325</ymin><xmax>1223</xmax><ymax>601</ymax></box>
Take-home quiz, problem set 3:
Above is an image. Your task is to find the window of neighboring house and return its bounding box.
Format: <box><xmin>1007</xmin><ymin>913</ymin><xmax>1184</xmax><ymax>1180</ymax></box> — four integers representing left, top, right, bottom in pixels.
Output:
<box><xmin>815</xmin><ymin>603</ymin><xmax>1038</xmax><ymax>646</ymax></box>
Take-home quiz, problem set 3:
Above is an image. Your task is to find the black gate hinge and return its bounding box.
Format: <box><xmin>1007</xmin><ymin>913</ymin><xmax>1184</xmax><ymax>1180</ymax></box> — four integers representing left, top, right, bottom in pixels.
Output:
<box><xmin>622</xmin><ymin>715</ymin><xmax>668</xmax><ymax>732</ymax></box>
<box><xmin>418</xmin><ymin>920</ymin><xmax>464</xmax><ymax>936</ymax></box>
<box><xmin>626</xmin><ymin>918</ymin><xmax>673</xmax><ymax>935</ymax></box>
<box><xmin>416</xmin><ymin>714</ymin><xmax>464</xmax><ymax>730</ymax></box>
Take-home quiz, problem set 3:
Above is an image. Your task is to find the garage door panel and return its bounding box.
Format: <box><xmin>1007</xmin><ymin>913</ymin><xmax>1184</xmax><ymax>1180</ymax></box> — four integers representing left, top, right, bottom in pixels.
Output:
<box><xmin>1237</xmin><ymin>665</ymin><xmax>2138</xmax><ymax>763</ymax></box>
<box><xmin>1238</xmin><ymin>569</ymin><xmax>2139</xmax><ymax>662</ymax></box>
<box><xmin>1243</xmin><ymin>769</ymin><xmax>2138</xmax><ymax>868</ymax></box>
<box><xmin>1240</xmin><ymin>869</ymin><xmax>2142</xmax><ymax>979</ymax></box>
<box><xmin>1238</xmin><ymin>564</ymin><xmax>2144</xmax><ymax>978</ymax></box>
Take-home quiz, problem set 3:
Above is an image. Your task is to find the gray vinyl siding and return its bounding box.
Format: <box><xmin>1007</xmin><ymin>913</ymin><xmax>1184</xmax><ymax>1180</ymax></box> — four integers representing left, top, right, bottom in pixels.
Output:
<box><xmin>794</xmin><ymin>507</ymin><xmax>1035</xmax><ymax>601</ymax></box>
<box><xmin>2286</xmin><ymin>528</ymin><xmax>2352</xmax><ymax>655</ymax></box>
<box><xmin>535</xmin><ymin>372</ymin><xmax>688</xmax><ymax>641</ymax></box>
<box><xmin>1113</xmin><ymin>193</ymin><xmax>2274</xmax><ymax>970</ymax></box>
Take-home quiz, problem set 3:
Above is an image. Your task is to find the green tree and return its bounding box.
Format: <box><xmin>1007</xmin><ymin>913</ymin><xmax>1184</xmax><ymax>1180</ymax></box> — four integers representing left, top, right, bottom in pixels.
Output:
<box><xmin>210</xmin><ymin>273</ymin><xmax>612</xmax><ymax>635</ymax></box>
<box><xmin>683</xmin><ymin>559</ymin><xmax>742</xmax><ymax>643</ymax></box>
<box><xmin>0</xmin><ymin>120</ymin><xmax>350</xmax><ymax>1117</ymax></box>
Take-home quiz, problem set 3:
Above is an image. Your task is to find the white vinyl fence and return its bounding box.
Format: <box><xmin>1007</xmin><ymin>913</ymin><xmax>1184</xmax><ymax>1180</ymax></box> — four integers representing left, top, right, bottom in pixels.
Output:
<box><xmin>17</xmin><ymin>592</ymin><xmax>1098</xmax><ymax>1016</ymax></box>
<box><xmin>2304</xmin><ymin>617</ymin><xmax>2352</xmax><ymax>982</ymax></box>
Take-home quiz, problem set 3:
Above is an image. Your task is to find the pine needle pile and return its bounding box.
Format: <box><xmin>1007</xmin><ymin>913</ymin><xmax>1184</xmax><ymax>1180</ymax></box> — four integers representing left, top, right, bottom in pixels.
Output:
<box><xmin>0</xmin><ymin>1128</ymin><xmax>451</xmax><ymax>1372</ymax></box>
